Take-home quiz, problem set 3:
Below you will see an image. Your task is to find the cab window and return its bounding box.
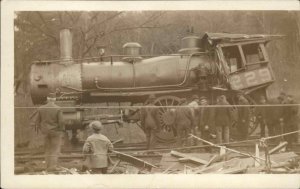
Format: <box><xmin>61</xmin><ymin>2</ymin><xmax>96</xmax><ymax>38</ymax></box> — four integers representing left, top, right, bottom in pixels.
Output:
<box><xmin>221</xmin><ymin>45</ymin><xmax>243</xmax><ymax>73</ymax></box>
<box><xmin>241</xmin><ymin>43</ymin><xmax>265</xmax><ymax>64</ymax></box>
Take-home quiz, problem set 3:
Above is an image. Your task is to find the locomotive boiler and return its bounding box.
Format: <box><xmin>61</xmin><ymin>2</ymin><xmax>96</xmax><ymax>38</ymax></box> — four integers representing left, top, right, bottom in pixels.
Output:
<box><xmin>29</xmin><ymin>29</ymin><xmax>278</xmax><ymax>141</ymax></box>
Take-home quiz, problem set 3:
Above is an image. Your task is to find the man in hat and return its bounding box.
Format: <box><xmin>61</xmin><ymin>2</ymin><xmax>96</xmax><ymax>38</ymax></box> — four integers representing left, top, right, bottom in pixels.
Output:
<box><xmin>35</xmin><ymin>93</ymin><xmax>64</xmax><ymax>171</ymax></box>
<box><xmin>282</xmin><ymin>95</ymin><xmax>299</xmax><ymax>149</ymax></box>
<box><xmin>188</xmin><ymin>95</ymin><xmax>200</xmax><ymax>145</ymax></box>
<box><xmin>214</xmin><ymin>95</ymin><xmax>233</xmax><ymax>144</ymax></box>
<box><xmin>256</xmin><ymin>95</ymin><xmax>268</xmax><ymax>138</ymax></box>
<box><xmin>265</xmin><ymin>92</ymin><xmax>286</xmax><ymax>140</ymax></box>
<box><xmin>198</xmin><ymin>96</ymin><xmax>214</xmax><ymax>147</ymax></box>
<box><xmin>83</xmin><ymin>121</ymin><xmax>113</xmax><ymax>174</ymax></box>
<box><xmin>236</xmin><ymin>93</ymin><xmax>250</xmax><ymax>140</ymax></box>
<box><xmin>174</xmin><ymin>98</ymin><xmax>195</xmax><ymax>146</ymax></box>
<box><xmin>140</xmin><ymin>94</ymin><xmax>159</xmax><ymax>149</ymax></box>
<box><xmin>199</xmin><ymin>96</ymin><xmax>213</xmax><ymax>140</ymax></box>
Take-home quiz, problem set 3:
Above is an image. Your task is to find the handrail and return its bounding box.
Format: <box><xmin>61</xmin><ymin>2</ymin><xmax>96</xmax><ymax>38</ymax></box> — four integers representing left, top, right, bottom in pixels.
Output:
<box><xmin>94</xmin><ymin>52</ymin><xmax>204</xmax><ymax>90</ymax></box>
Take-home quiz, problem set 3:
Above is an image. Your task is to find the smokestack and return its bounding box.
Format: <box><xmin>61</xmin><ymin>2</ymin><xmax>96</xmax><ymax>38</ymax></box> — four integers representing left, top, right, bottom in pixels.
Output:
<box><xmin>60</xmin><ymin>29</ymin><xmax>72</xmax><ymax>62</ymax></box>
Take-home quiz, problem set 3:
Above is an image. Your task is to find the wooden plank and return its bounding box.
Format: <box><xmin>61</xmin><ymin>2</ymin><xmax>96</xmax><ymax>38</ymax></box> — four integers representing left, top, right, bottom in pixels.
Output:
<box><xmin>110</xmin><ymin>159</ymin><xmax>121</xmax><ymax>173</ymax></box>
<box><xmin>269</xmin><ymin>142</ymin><xmax>288</xmax><ymax>155</ymax></box>
<box><xmin>204</xmin><ymin>155</ymin><xmax>219</xmax><ymax>168</ymax></box>
<box><xmin>217</xmin><ymin>167</ymin><xmax>247</xmax><ymax>174</ymax></box>
<box><xmin>170</xmin><ymin>150</ymin><xmax>209</xmax><ymax>165</ymax></box>
<box><xmin>178</xmin><ymin>158</ymin><xmax>190</xmax><ymax>163</ymax></box>
<box><xmin>113</xmin><ymin>150</ymin><xmax>158</xmax><ymax>170</ymax></box>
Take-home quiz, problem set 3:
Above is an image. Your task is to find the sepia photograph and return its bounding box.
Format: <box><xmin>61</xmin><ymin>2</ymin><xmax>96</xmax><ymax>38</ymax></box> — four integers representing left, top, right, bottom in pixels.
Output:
<box><xmin>2</xmin><ymin>1</ymin><xmax>300</xmax><ymax>188</ymax></box>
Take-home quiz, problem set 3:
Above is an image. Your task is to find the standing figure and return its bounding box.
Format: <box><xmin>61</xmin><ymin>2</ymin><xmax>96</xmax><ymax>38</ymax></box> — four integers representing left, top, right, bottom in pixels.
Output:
<box><xmin>198</xmin><ymin>96</ymin><xmax>214</xmax><ymax>147</ymax></box>
<box><xmin>215</xmin><ymin>95</ymin><xmax>232</xmax><ymax>144</ymax></box>
<box><xmin>236</xmin><ymin>93</ymin><xmax>250</xmax><ymax>140</ymax></box>
<box><xmin>283</xmin><ymin>95</ymin><xmax>299</xmax><ymax>149</ymax></box>
<box><xmin>188</xmin><ymin>95</ymin><xmax>200</xmax><ymax>145</ymax></box>
<box><xmin>266</xmin><ymin>92</ymin><xmax>286</xmax><ymax>140</ymax></box>
<box><xmin>174</xmin><ymin>98</ymin><xmax>195</xmax><ymax>146</ymax></box>
<box><xmin>140</xmin><ymin>94</ymin><xmax>159</xmax><ymax>149</ymax></box>
<box><xmin>83</xmin><ymin>121</ymin><xmax>113</xmax><ymax>174</ymax></box>
<box><xmin>256</xmin><ymin>95</ymin><xmax>267</xmax><ymax>138</ymax></box>
<box><xmin>35</xmin><ymin>93</ymin><xmax>64</xmax><ymax>171</ymax></box>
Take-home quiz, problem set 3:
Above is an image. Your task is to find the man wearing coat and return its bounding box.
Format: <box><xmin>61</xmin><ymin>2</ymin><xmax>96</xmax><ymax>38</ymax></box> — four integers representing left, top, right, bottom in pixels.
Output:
<box><xmin>140</xmin><ymin>94</ymin><xmax>159</xmax><ymax>149</ymax></box>
<box><xmin>83</xmin><ymin>121</ymin><xmax>113</xmax><ymax>174</ymax></box>
<box><xmin>214</xmin><ymin>95</ymin><xmax>232</xmax><ymax>144</ymax></box>
<box><xmin>283</xmin><ymin>95</ymin><xmax>299</xmax><ymax>149</ymax></box>
<box><xmin>35</xmin><ymin>93</ymin><xmax>65</xmax><ymax>171</ymax></box>
<box><xmin>265</xmin><ymin>92</ymin><xmax>286</xmax><ymax>141</ymax></box>
<box><xmin>236</xmin><ymin>93</ymin><xmax>250</xmax><ymax>140</ymax></box>
<box><xmin>256</xmin><ymin>95</ymin><xmax>268</xmax><ymax>138</ymax></box>
<box><xmin>174</xmin><ymin>98</ymin><xmax>195</xmax><ymax>146</ymax></box>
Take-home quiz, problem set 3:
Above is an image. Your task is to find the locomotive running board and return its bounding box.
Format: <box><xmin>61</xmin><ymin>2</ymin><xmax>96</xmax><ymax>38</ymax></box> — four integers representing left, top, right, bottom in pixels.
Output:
<box><xmin>89</xmin><ymin>88</ymin><xmax>194</xmax><ymax>97</ymax></box>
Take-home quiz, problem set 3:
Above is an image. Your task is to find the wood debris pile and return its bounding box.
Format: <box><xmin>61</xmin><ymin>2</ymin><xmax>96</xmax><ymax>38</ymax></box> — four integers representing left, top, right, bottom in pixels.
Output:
<box><xmin>15</xmin><ymin>141</ymin><xmax>300</xmax><ymax>174</ymax></box>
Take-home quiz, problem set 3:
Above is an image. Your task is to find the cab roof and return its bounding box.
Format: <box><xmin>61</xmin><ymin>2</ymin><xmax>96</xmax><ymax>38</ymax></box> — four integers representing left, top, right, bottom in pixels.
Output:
<box><xmin>202</xmin><ymin>32</ymin><xmax>283</xmax><ymax>45</ymax></box>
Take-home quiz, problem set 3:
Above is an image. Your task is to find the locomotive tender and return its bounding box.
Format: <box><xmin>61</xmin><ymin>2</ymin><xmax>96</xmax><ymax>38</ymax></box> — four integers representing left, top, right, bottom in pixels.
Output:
<box><xmin>30</xmin><ymin>29</ymin><xmax>277</xmax><ymax>140</ymax></box>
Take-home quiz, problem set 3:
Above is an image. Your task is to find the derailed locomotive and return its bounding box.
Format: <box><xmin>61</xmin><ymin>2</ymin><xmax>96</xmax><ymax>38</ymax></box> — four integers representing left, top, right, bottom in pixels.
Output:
<box><xmin>30</xmin><ymin>29</ymin><xmax>278</xmax><ymax>141</ymax></box>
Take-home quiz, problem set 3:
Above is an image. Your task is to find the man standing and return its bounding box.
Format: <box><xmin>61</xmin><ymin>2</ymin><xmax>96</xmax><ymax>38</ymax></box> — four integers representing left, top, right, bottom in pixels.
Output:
<box><xmin>198</xmin><ymin>96</ymin><xmax>214</xmax><ymax>149</ymax></box>
<box><xmin>174</xmin><ymin>98</ymin><xmax>195</xmax><ymax>146</ymax></box>
<box><xmin>236</xmin><ymin>93</ymin><xmax>250</xmax><ymax>140</ymax></box>
<box><xmin>188</xmin><ymin>95</ymin><xmax>200</xmax><ymax>145</ymax></box>
<box><xmin>266</xmin><ymin>92</ymin><xmax>286</xmax><ymax>140</ymax></box>
<box><xmin>215</xmin><ymin>95</ymin><xmax>232</xmax><ymax>144</ymax></box>
<box><xmin>283</xmin><ymin>95</ymin><xmax>299</xmax><ymax>149</ymax></box>
<box><xmin>83</xmin><ymin>121</ymin><xmax>113</xmax><ymax>174</ymax></box>
<box><xmin>256</xmin><ymin>95</ymin><xmax>267</xmax><ymax>138</ymax></box>
<box><xmin>35</xmin><ymin>93</ymin><xmax>64</xmax><ymax>171</ymax></box>
<box><xmin>140</xmin><ymin>94</ymin><xmax>159</xmax><ymax>149</ymax></box>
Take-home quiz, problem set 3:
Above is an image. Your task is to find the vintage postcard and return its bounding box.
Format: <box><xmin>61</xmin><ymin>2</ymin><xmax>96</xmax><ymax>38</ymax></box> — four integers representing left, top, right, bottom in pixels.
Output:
<box><xmin>1</xmin><ymin>0</ymin><xmax>300</xmax><ymax>188</ymax></box>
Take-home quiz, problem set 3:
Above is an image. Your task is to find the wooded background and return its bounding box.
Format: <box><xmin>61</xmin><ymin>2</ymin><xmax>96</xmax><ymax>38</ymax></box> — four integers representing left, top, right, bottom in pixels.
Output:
<box><xmin>14</xmin><ymin>11</ymin><xmax>300</xmax><ymax>146</ymax></box>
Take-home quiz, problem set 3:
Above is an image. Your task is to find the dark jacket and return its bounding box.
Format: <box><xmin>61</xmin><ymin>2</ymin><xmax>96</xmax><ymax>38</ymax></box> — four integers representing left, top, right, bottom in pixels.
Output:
<box><xmin>83</xmin><ymin>133</ymin><xmax>113</xmax><ymax>168</ymax></box>
<box><xmin>283</xmin><ymin>100</ymin><xmax>299</xmax><ymax>126</ymax></box>
<box><xmin>237</xmin><ymin>96</ymin><xmax>250</xmax><ymax>121</ymax></box>
<box><xmin>265</xmin><ymin>99</ymin><xmax>284</xmax><ymax>124</ymax></box>
<box><xmin>199</xmin><ymin>106</ymin><xmax>213</xmax><ymax>127</ymax></box>
<box><xmin>214</xmin><ymin>101</ymin><xmax>232</xmax><ymax>126</ymax></box>
<box><xmin>175</xmin><ymin>105</ymin><xmax>195</xmax><ymax>130</ymax></box>
<box><xmin>255</xmin><ymin>103</ymin><xmax>267</xmax><ymax>120</ymax></box>
<box><xmin>36</xmin><ymin>102</ymin><xmax>64</xmax><ymax>133</ymax></box>
<box><xmin>140</xmin><ymin>103</ymin><xmax>159</xmax><ymax>130</ymax></box>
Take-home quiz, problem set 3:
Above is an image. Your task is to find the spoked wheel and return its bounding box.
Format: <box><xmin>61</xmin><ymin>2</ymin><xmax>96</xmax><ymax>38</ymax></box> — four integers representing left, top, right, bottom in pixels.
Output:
<box><xmin>152</xmin><ymin>95</ymin><xmax>181</xmax><ymax>143</ymax></box>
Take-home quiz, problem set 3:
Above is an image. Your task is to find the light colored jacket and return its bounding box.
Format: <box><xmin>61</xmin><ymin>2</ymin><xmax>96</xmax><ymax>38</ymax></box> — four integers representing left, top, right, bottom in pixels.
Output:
<box><xmin>83</xmin><ymin>133</ymin><xmax>113</xmax><ymax>168</ymax></box>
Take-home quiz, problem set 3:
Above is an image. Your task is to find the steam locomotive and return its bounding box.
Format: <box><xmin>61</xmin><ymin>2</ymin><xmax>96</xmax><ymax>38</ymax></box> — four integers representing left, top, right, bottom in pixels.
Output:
<box><xmin>30</xmin><ymin>29</ymin><xmax>277</xmax><ymax>141</ymax></box>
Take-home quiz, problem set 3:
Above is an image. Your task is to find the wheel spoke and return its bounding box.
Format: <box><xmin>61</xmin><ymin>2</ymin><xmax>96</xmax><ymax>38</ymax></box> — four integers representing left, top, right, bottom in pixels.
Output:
<box><xmin>171</xmin><ymin>98</ymin><xmax>175</xmax><ymax>106</ymax></box>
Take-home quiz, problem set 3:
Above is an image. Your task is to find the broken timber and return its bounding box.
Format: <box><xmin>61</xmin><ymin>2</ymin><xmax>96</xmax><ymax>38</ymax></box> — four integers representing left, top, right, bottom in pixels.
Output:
<box><xmin>171</xmin><ymin>150</ymin><xmax>209</xmax><ymax>165</ymax></box>
<box><xmin>113</xmin><ymin>150</ymin><xmax>158</xmax><ymax>170</ymax></box>
<box><xmin>269</xmin><ymin>142</ymin><xmax>288</xmax><ymax>155</ymax></box>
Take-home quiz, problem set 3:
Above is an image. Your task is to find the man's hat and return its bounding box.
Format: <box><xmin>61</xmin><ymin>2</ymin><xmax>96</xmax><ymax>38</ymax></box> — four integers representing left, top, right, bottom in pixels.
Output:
<box><xmin>278</xmin><ymin>92</ymin><xmax>286</xmax><ymax>100</ymax></box>
<box><xmin>199</xmin><ymin>96</ymin><xmax>207</xmax><ymax>101</ymax></box>
<box><xmin>89</xmin><ymin>121</ymin><xmax>103</xmax><ymax>131</ymax></box>
<box><xmin>47</xmin><ymin>93</ymin><xmax>56</xmax><ymax>100</ymax></box>
<box><xmin>191</xmin><ymin>95</ymin><xmax>199</xmax><ymax>100</ymax></box>
<box><xmin>179</xmin><ymin>98</ymin><xmax>187</xmax><ymax>104</ymax></box>
<box><xmin>148</xmin><ymin>94</ymin><xmax>156</xmax><ymax>100</ymax></box>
